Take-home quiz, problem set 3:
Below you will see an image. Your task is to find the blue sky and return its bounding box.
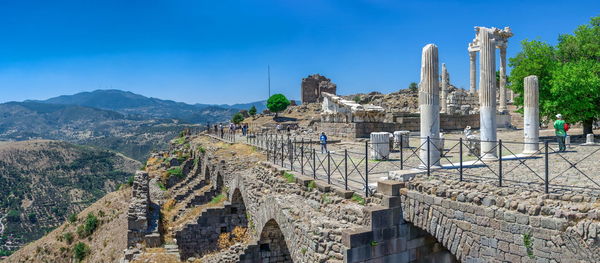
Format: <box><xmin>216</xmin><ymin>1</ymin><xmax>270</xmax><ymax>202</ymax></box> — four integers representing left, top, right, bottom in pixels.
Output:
<box><xmin>0</xmin><ymin>0</ymin><xmax>597</xmax><ymax>104</ymax></box>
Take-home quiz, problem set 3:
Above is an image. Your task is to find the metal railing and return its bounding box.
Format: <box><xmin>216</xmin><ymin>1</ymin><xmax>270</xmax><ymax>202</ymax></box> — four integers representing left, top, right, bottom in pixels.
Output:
<box><xmin>207</xmin><ymin>128</ymin><xmax>600</xmax><ymax>195</ymax></box>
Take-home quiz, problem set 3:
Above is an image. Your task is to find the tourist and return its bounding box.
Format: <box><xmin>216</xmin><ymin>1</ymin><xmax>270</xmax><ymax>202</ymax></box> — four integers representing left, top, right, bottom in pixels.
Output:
<box><xmin>219</xmin><ymin>123</ymin><xmax>224</xmax><ymax>138</ymax></box>
<box><xmin>276</xmin><ymin>124</ymin><xmax>282</xmax><ymax>134</ymax></box>
<box><xmin>554</xmin><ymin>114</ymin><xmax>566</xmax><ymax>152</ymax></box>
<box><xmin>320</xmin><ymin>132</ymin><xmax>328</xmax><ymax>153</ymax></box>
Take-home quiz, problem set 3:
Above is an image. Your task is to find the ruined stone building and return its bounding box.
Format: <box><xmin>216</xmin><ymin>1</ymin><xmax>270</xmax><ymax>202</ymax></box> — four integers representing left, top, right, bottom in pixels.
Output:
<box><xmin>301</xmin><ymin>74</ymin><xmax>337</xmax><ymax>103</ymax></box>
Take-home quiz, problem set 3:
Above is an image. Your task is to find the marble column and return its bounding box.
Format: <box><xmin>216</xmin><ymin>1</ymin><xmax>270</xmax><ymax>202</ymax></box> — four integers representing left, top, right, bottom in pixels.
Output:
<box><xmin>441</xmin><ymin>63</ymin><xmax>448</xmax><ymax>113</ymax></box>
<box><xmin>523</xmin><ymin>75</ymin><xmax>539</xmax><ymax>154</ymax></box>
<box><xmin>370</xmin><ymin>132</ymin><xmax>390</xmax><ymax>160</ymax></box>
<box><xmin>469</xmin><ymin>51</ymin><xmax>477</xmax><ymax>95</ymax></box>
<box><xmin>419</xmin><ymin>44</ymin><xmax>441</xmax><ymax>167</ymax></box>
<box><xmin>479</xmin><ymin>28</ymin><xmax>498</xmax><ymax>160</ymax></box>
<box><xmin>499</xmin><ymin>46</ymin><xmax>508</xmax><ymax>113</ymax></box>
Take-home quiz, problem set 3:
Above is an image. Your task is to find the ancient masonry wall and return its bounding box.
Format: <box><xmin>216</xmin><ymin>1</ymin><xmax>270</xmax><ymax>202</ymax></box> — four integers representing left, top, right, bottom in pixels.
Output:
<box><xmin>127</xmin><ymin>171</ymin><xmax>150</xmax><ymax>247</ymax></box>
<box><xmin>301</xmin><ymin>74</ymin><xmax>337</xmax><ymax>103</ymax></box>
<box><xmin>175</xmin><ymin>201</ymin><xmax>248</xmax><ymax>259</ymax></box>
<box><xmin>319</xmin><ymin>114</ymin><xmax>481</xmax><ymax>138</ymax></box>
<box><xmin>397</xmin><ymin>179</ymin><xmax>600</xmax><ymax>262</ymax></box>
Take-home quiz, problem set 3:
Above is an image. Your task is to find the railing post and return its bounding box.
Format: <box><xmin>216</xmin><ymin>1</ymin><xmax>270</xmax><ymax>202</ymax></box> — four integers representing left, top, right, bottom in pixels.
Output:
<box><xmin>427</xmin><ymin>136</ymin><xmax>431</xmax><ymax>177</ymax></box>
<box><xmin>498</xmin><ymin>139</ymin><xmax>503</xmax><ymax>187</ymax></box>
<box><xmin>365</xmin><ymin>141</ymin><xmax>369</xmax><ymax>197</ymax></box>
<box><xmin>301</xmin><ymin>138</ymin><xmax>305</xmax><ymax>175</ymax></box>
<box><xmin>312</xmin><ymin>148</ymin><xmax>316</xmax><ymax>179</ymax></box>
<box><xmin>544</xmin><ymin>141</ymin><xmax>549</xmax><ymax>194</ymax></box>
<box><xmin>327</xmin><ymin>151</ymin><xmax>331</xmax><ymax>185</ymax></box>
<box><xmin>281</xmin><ymin>137</ymin><xmax>284</xmax><ymax>167</ymax></box>
<box><xmin>459</xmin><ymin>137</ymin><xmax>463</xmax><ymax>182</ymax></box>
<box><xmin>344</xmin><ymin>149</ymin><xmax>348</xmax><ymax>190</ymax></box>
<box><xmin>400</xmin><ymin>134</ymin><xmax>404</xmax><ymax>170</ymax></box>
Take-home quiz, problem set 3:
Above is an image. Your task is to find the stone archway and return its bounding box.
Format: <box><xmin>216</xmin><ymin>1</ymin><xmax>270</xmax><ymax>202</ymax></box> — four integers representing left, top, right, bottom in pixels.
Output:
<box><xmin>257</xmin><ymin>219</ymin><xmax>292</xmax><ymax>263</ymax></box>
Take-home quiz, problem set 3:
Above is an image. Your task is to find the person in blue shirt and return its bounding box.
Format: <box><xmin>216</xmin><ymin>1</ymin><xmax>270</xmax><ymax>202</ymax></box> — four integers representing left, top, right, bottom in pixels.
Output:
<box><xmin>320</xmin><ymin>132</ymin><xmax>328</xmax><ymax>153</ymax></box>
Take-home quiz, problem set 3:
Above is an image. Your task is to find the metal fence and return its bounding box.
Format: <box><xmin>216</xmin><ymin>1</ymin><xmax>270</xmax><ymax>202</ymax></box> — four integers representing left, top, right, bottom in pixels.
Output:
<box><xmin>207</xmin><ymin>128</ymin><xmax>600</xmax><ymax>196</ymax></box>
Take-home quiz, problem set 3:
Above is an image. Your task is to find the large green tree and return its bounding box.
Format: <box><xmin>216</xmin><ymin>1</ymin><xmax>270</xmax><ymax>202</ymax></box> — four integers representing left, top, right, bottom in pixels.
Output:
<box><xmin>266</xmin><ymin>94</ymin><xmax>290</xmax><ymax>118</ymax></box>
<box><xmin>509</xmin><ymin>16</ymin><xmax>600</xmax><ymax>134</ymax></box>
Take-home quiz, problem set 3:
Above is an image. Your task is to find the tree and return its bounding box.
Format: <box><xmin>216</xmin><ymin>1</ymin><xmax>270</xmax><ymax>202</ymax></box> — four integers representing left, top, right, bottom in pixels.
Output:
<box><xmin>408</xmin><ymin>82</ymin><xmax>418</xmax><ymax>93</ymax></box>
<box><xmin>508</xmin><ymin>16</ymin><xmax>600</xmax><ymax>134</ymax></box>
<box><xmin>73</xmin><ymin>242</ymin><xmax>90</xmax><ymax>261</ymax></box>
<box><xmin>7</xmin><ymin>210</ymin><xmax>20</xmax><ymax>222</ymax></box>
<box><xmin>266</xmin><ymin>94</ymin><xmax>290</xmax><ymax>118</ymax></box>
<box><xmin>231</xmin><ymin>112</ymin><xmax>244</xmax><ymax>124</ymax></box>
<box><xmin>508</xmin><ymin>39</ymin><xmax>558</xmax><ymax>117</ymax></box>
<box><xmin>248</xmin><ymin>105</ymin><xmax>257</xmax><ymax>116</ymax></box>
<box><xmin>549</xmin><ymin>59</ymin><xmax>600</xmax><ymax>135</ymax></box>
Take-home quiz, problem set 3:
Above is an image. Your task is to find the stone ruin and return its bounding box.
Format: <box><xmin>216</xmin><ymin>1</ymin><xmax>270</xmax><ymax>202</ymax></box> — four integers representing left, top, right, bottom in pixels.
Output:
<box><xmin>301</xmin><ymin>74</ymin><xmax>337</xmax><ymax>103</ymax></box>
<box><xmin>125</xmin><ymin>171</ymin><xmax>160</xmax><ymax>261</ymax></box>
<box><xmin>320</xmin><ymin>92</ymin><xmax>385</xmax><ymax>123</ymax></box>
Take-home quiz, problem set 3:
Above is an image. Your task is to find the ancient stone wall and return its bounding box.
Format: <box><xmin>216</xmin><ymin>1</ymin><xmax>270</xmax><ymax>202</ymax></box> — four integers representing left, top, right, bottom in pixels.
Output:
<box><xmin>127</xmin><ymin>171</ymin><xmax>150</xmax><ymax>247</ymax></box>
<box><xmin>301</xmin><ymin>74</ymin><xmax>337</xmax><ymax>103</ymax></box>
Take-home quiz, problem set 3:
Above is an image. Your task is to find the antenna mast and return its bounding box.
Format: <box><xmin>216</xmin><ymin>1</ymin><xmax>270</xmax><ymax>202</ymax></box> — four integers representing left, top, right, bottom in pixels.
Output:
<box><xmin>268</xmin><ymin>65</ymin><xmax>271</xmax><ymax>98</ymax></box>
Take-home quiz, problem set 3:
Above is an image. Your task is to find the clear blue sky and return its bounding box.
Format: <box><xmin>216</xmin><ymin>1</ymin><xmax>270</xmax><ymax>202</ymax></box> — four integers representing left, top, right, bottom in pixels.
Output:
<box><xmin>0</xmin><ymin>0</ymin><xmax>597</xmax><ymax>104</ymax></box>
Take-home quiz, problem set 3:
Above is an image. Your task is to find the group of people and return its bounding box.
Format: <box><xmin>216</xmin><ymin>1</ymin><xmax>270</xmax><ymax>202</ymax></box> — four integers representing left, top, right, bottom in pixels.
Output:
<box><xmin>212</xmin><ymin>123</ymin><xmax>250</xmax><ymax>138</ymax></box>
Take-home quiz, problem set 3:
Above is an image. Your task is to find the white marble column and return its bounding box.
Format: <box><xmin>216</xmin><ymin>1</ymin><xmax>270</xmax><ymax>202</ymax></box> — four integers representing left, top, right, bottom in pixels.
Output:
<box><xmin>370</xmin><ymin>132</ymin><xmax>390</xmax><ymax>160</ymax></box>
<box><xmin>469</xmin><ymin>51</ymin><xmax>477</xmax><ymax>95</ymax></box>
<box><xmin>523</xmin><ymin>75</ymin><xmax>539</xmax><ymax>154</ymax></box>
<box><xmin>419</xmin><ymin>44</ymin><xmax>441</xmax><ymax>167</ymax></box>
<box><xmin>441</xmin><ymin>63</ymin><xmax>448</xmax><ymax>113</ymax></box>
<box><xmin>499</xmin><ymin>46</ymin><xmax>508</xmax><ymax>113</ymax></box>
<box><xmin>479</xmin><ymin>28</ymin><xmax>498</xmax><ymax>160</ymax></box>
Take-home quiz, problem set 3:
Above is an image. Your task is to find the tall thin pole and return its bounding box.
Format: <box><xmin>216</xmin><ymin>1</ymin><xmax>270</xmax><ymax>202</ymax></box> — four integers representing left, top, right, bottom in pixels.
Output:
<box><xmin>268</xmin><ymin>65</ymin><xmax>271</xmax><ymax>98</ymax></box>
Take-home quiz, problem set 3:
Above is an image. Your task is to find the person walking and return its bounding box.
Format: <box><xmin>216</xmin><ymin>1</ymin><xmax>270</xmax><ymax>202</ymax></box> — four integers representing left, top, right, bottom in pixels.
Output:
<box><xmin>320</xmin><ymin>132</ymin><xmax>328</xmax><ymax>154</ymax></box>
<box><xmin>554</xmin><ymin>114</ymin><xmax>567</xmax><ymax>152</ymax></box>
<box><xmin>219</xmin><ymin>123</ymin><xmax>224</xmax><ymax>138</ymax></box>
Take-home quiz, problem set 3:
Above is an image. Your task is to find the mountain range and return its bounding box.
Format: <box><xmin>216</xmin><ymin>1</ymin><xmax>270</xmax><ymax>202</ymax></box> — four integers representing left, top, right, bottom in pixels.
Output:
<box><xmin>28</xmin><ymin>89</ymin><xmax>267</xmax><ymax>123</ymax></box>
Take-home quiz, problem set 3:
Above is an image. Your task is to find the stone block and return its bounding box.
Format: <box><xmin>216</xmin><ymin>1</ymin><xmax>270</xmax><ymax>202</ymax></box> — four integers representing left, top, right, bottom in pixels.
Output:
<box><xmin>342</xmin><ymin>228</ymin><xmax>373</xmax><ymax>248</ymax></box>
<box><xmin>315</xmin><ymin>181</ymin><xmax>332</xmax><ymax>192</ymax></box>
<box><xmin>382</xmin><ymin>196</ymin><xmax>401</xmax><ymax>208</ymax></box>
<box><xmin>333</xmin><ymin>187</ymin><xmax>354</xmax><ymax>199</ymax></box>
<box><xmin>295</xmin><ymin>175</ymin><xmax>313</xmax><ymax>187</ymax></box>
<box><xmin>377</xmin><ymin>180</ymin><xmax>403</xmax><ymax>196</ymax></box>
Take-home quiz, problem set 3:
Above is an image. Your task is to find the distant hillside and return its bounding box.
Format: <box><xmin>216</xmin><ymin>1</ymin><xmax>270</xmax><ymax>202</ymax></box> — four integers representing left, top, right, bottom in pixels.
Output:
<box><xmin>0</xmin><ymin>140</ymin><xmax>139</xmax><ymax>256</ymax></box>
<box><xmin>32</xmin><ymin>89</ymin><xmax>257</xmax><ymax>123</ymax></box>
<box><xmin>0</xmin><ymin>101</ymin><xmax>197</xmax><ymax>161</ymax></box>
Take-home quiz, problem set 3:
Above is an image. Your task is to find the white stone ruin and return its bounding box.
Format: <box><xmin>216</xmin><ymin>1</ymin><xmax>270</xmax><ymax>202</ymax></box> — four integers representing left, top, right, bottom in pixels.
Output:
<box><xmin>370</xmin><ymin>132</ymin><xmax>390</xmax><ymax>160</ymax></box>
<box><xmin>321</xmin><ymin>92</ymin><xmax>385</xmax><ymax>123</ymax></box>
<box><xmin>419</xmin><ymin>44</ymin><xmax>441</xmax><ymax>168</ymax></box>
<box><xmin>523</xmin><ymin>75</ymin><xmax>539</xmax><ymax>154</ymax></box>
<box><xmin>583</xmin><ymin>134</ymin><xmax>596</xmax><ymax>146</ymax></box>
<box><xmin>468</xmin><ymin>26</ymin><xmax>513</xmax><ymax>112</ymax></box>
<box><xmin>393</xmin><ymin>131</ymin><xmax>410</xmax><ymax>149</ymax></box>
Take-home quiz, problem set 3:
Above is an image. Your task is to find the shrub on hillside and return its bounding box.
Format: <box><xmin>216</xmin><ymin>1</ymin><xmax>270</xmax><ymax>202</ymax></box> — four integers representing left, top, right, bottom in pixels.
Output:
<box><xmin>73</xmin><ymin>242</ymin><xmax>90</xmax><ymax>261</ymax></box>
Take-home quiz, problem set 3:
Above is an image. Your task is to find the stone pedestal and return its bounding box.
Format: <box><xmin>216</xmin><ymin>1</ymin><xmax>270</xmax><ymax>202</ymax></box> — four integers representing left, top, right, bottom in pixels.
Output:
<box><xmin>419</xmin><ymin>44</ymin><xmax>441</xmax><ymax>168</ymax></box>
<box><xmin>583</xmin><ymin>134</ymin><xmax>596</xmax><ymax>145</ymax></box>
<box><xmin>478</xmin><ymin>28</ymin><xmax>498</xmax><ymax>160</ymax></box>
<box><xmin>523</xmin><ymin>75</ymin><xmax>539</xmax><ymax>154</ymax></box>
<box><xmin>370</xmin><ymin>132</ymin><xmax>390</xmax><ymax>160</ymax></box>
<box><xmin>393</xmin><ymin>131</ymin><xmax>410</xmax><ymax>149</ymax></box>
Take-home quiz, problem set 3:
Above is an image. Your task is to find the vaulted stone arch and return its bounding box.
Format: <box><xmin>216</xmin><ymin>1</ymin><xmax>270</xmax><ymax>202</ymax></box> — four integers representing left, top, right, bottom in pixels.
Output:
<box><xmin>257</xmin><ymin>219</ymin><xmax>292</xmax><ymax>262</ymax></box>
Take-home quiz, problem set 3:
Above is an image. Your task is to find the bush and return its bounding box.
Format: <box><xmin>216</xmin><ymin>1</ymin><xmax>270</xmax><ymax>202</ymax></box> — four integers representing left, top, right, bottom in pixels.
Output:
<box><xmin>68</xmin><ymin>213</ymin><xmax>78</xmax><ymax>223</ymax></box>
<box><xmin>77</xmin><ymin>213</ymin><xmax>98</xmax><ymax>238</ymax></box>
<box><xmin>267</xmin><ymin>94</ymin><xmax>290</xmax><ymax>117</ymax></box>
<box><xmin>167</xmin><ymin>167</ymin><xmax>184</xmax><ymax>178</ymax></box>
<box><xmin>63</xmin><ymin>232</ymin><xmax>74</xmax><ymax>244</ymax></box>
<box><xmin>73</xmin><ymin>242</ymin><xmax>90</xmax><ymax>261</ymax></box>
<box><xmin>351</xmin><ymin>194</ymin><xmax>365</xmax><ymax>205</ymax></box>
<box><xmin>248</xmin><ymin>105</ymin><xmax>257</xmax><ymax>116</ymax></box>
<box><xmin>156</xmin><ymin>182</ymin><xmax>167</xmax><ymax>191</ymax></box>
<box><xmin>282</xmin><ymin>172</ymin><xmax>295</xmax><ymax>183</ymax></box>
<box><xmin>7</xmin><ymin>210</ymin><xmax>20</xmax><ymax>222</ymax></box>
<box><xmin>232</xmin><ymin>112</ymin><xmax>244</xmax><ymax>124</ymax></box>
<box><xmin>126</xmin><ymin>176</ymin><xmax>134</xmax><ymax>187</ymax></box>
<box><xmin>28</xmin><ymin>213</ymin><xmax>37</xmax><ymax>223</ymax></box>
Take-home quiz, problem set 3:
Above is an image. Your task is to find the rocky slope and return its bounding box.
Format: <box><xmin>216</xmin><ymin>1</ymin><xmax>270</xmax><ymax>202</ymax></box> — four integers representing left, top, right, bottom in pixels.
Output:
<box><xmin>4</xmin><ymin>187</ymin><xmax>132</xmax><ymax>263</ymax></box>
<box><xmin>0</xmin><ymin>140</ymin><xmax>139</xmax><ymax>255</ymax></box>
